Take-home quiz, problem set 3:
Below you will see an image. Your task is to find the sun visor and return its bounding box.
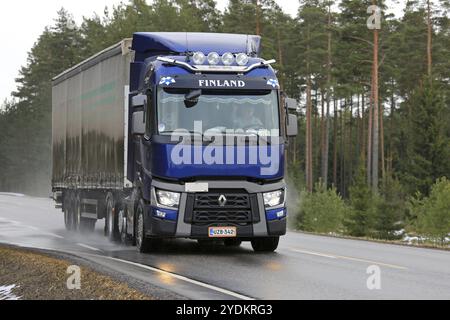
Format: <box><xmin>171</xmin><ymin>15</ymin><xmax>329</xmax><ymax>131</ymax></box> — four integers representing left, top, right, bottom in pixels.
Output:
<box><xmin>132</xmin><ymin>32</ymin><xmax>261</xmax><ymax>57</ymax></box>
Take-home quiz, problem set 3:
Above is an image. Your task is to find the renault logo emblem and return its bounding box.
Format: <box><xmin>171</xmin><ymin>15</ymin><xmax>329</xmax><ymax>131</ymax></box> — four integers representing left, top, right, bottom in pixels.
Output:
<box><xmin>218</xmin><ymin>195</ymin><xmax>227</xmax><ymax>207</ymax></box>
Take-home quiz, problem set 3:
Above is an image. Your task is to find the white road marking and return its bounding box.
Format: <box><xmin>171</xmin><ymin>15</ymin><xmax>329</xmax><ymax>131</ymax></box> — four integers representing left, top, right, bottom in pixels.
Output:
<box><xmin>76</xmin><ymin>243</ymin><xmax>102</xmax><ymax>252</ymax></box>
<box><xmin>2</xmin><ymin>222</ymin><xmax>65</xmax><ymax>239</ymax></box>
<box><xmin>289</xmin><ymin>248</ymin><xmax>408</xmax><ymax>270</ymax></box>
<box><xmin>43</xmin><ymin>233</ymin><xmax>65</xmax><ymax>239</ymax></box>
<box><xmin>90</xmin><ymin>254</ymin><xmax>254</xmax><ymax>300</ymax></box>
<box><xmin>290</xmin><ymin>249</ymin><xmax>338</xmax><ymax>259</ymax></box>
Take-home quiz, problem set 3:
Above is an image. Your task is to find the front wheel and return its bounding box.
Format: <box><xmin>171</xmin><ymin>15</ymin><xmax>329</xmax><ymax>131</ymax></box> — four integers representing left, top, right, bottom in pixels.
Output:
<box><xmin>136</xmin><ymin>200</ymin><xmax>160</xmax><ymax>253</ymax></box>
<box><xmin>251</xmin><ymin>237</ymin><xmax>279</xmax><ymax>252</ymax></box>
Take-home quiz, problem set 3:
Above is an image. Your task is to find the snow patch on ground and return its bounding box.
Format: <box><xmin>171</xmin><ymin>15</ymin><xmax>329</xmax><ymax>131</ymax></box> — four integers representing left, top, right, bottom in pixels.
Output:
<box><xmin>0</xmin><ymin>284</ymin><xmax>21</xmax><ymax>300</ymax></box>
<box><xmin>402</xmin><ymin>233</ymin><xmax>450</xmax><ymax>246</ymax></box>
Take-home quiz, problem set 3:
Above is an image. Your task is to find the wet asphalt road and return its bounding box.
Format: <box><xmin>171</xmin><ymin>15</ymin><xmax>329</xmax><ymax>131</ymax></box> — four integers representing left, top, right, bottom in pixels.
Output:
<box><xmin>0</xmin><ymin>193</ymin><xmax>449</xmax><ymax>300</ymax></box>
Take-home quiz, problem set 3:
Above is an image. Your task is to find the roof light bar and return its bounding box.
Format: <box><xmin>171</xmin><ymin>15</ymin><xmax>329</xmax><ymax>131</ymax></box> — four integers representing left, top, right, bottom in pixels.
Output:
<box><xmin>156</xmin><ymin>56</ymin><xmax>276</xmax><ymax>74</ymax></box>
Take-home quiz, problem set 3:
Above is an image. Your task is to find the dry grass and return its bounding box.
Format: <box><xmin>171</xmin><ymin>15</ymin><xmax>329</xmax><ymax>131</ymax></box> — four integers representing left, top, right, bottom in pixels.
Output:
<box><xmin>0</xmin><ymin>246</ymin><xmax>153</xmax><ymax>300</ymax></box>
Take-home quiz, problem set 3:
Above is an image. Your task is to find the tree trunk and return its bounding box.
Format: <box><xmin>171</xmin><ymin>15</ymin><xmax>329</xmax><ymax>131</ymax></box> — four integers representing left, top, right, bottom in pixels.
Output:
<box><xmin>426</xmin><ymin>0</ymin><xmax>432</xmax><ymax>80</ymax></box>
<box><xmin>333</xmin><ymin>98</ymin><xmax>338</xmax><ymax>187</ymax></box>
<box><xmin>349</xmin><ymin>96</ymin><xmax>353</xmax><ymax>185</ymax></box>
<box><xmin>372</xmin><ymin>24</ymin><xmax>379</xmax><ymax>193</ymax></box>
<box><xmin>380</xmin><ymin>95</ymin><xmax>385</xmax><ymax>181</ymax></box>
<box><xmin>320</xmin><ymin>91</ymin><xmax>325</xmax><ymax>182</ymax></box>
<box><xmin>305</xmin><ymin>25</ymin><xmax>313</xmax><ymax>193</ymax></box>
<box><xmin>340</xmin><ymin>105</ymin><xmax>345</xmax><ymax>196</ymax></box>
<box><xmin>321</xmin><ymin>4</ymin><xmax>332</xmax><ymax>188</ymax></box>
<box><xmin>255</xmin><ymin>0</ymin><xmax>261</xmax><ymax>36</ymax></box>
<box><xmin>361</xmin><ymin>92</ymin><xmax>366</xmax><ymax>160</ymax></box>
<box><xmin>306</xmin><ymin>73</ymin><xmax>313</xmax><ymax>192</ymax></box>
<box><xmin>277</xmin><ymin>27</ymin><xmax>284</xmax><ymax>89</ymax></box>
<box><xmin>367</xmin><ymin>86</ymin><xmax>373</xmax><ymax>186</ymax></box>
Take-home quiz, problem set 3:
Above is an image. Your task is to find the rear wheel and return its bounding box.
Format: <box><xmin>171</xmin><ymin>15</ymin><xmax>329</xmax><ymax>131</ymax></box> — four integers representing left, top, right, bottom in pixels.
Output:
<box><xmin>74</xmin><ymin>194</ymin><xmax>82</xmax><ymax>231</ymax></box>
<box><xmin>105</xmin><ymin>193</ymin><xmax>120</xmax><ymax>241</ymax></box>
<box><xmin>79</xmin><ymin>219</ymin><xmax>96</xmax><ymax>233</ymax></box>
<box><xmin>118</xmin><ymin>208</ymin><xmax>130</xmax><ymax>245</ymax></box>
<box><xmin>136</xmin><ymin>199</ymin><xmax>160</xmax><ymax>253</ymax></box>
<box><xmin>64</xmin><ymin>193</ymin><xmax>75</xmax><ymax>231</ymax></box>
<box><xmin>251</xmin><ymin>237</ymin><xmax>279</xmax><ymax>252</ymax></box>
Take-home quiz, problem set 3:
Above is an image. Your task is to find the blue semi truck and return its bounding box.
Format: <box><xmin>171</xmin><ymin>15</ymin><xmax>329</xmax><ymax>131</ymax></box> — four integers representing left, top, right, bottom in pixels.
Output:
<box><xmin>52</xmin><ymin>32</ymin><xmax>298</xmax><ymax>252</ymax></box>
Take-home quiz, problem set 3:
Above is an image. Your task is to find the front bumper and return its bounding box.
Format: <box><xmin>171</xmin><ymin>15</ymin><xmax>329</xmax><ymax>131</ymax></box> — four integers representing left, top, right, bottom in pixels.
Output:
<box><xmin>144</xmin><ymin>179</ymin><xmax>287</xmax><ymax>239</ymax></box>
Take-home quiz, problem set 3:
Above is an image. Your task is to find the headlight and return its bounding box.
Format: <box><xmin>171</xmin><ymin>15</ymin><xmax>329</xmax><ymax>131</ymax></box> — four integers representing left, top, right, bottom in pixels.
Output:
<box><xmin>155</xmin><ymin>189</ymin><xmax>180</xmax><ymax>208</ymax></box>
<box><xmin>263</xmin><ymin>189</ymin><xmax>284</xmax><ymax>208</ymax></box>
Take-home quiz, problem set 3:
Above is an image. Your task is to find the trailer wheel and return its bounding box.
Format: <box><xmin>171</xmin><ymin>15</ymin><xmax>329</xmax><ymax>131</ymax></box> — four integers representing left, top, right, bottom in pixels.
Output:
<box><xmin>74</xmin><ymin>194</ymin><xmax>96</xmax><ymax>233</ymax></box>
<box><xmin>105</xmin><ymin>193</ymin><xmax>120</xmax><ymax>241</ymax></box>
<box><xmin>136</xmin><ymin>199</ymin><xmax>160</xmax><ymax>253</ymax></box>
<box><xmin>74</xmin><ymin>194</ymin><xmax>82</xmax><ymax>231</ymax></box>
<box><xmin>251</xmin><ymin>237</ymin><xmax>279</xmax><ymax>252</ymax></box>
<box><xmin>64</xmin><ymin>193</ymin><xmax>75</xmax><ymax>231</ymax></box>
<box><xmin>118</xmin><ymin>208</ymin><xmax>131</xmax><ymax>245</ymax></box>
<box><xmin>80</xmin><ymin>219</ymin><xmax>96</xmax><ymax>233</ymax></box>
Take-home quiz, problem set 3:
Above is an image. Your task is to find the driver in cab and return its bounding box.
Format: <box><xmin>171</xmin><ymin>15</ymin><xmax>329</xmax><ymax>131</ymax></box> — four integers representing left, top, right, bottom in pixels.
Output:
<box><xmin>234</xmin><ymin>106</ymin><xmax>263</xmax><ymax>130</ymax></box>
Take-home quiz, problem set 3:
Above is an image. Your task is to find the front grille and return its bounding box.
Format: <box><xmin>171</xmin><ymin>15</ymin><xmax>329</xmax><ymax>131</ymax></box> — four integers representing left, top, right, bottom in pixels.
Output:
<box><xmin>194</xmin><ymin>193</ymin><xmax>250</xmax><ymax>209</ymax></box>
<box><xmin>191</xmin><ymin>191</ymin><xmax>254</xmax><ymax>225</ymax></box>
<box><xmin>193</xmin><ymin>210</ymin><xmax>252</xmax><ymax>225</ymax></box>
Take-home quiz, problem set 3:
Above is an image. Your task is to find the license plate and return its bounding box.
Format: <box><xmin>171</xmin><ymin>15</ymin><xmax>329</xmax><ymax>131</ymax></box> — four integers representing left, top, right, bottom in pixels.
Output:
<box><xmin>208</xmin><ymin>227</ymin><xmax>237</xmax><ymax>238</ymax></box>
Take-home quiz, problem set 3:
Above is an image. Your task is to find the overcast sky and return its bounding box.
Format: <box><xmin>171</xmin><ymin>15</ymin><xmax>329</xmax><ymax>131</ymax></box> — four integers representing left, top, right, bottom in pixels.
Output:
<box><xmin>0</xmin><ymin>1</ymin><xmax>402</xmax><ymax>103</ymax></box>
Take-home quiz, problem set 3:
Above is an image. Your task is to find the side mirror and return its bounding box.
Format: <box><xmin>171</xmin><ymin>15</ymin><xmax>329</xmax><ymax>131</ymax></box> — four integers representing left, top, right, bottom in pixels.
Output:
<box><xmin>285</xmin><ymin>97</ymin><xmax>297</xmax><ymax>111</ymax></box>
<box><xmin>132</xmin><ymin>111</ymin><xmax>145</xmax><ymax>135</ymax></box>
<box><xmin>287</xmin><ymin>114</ymin><xmax>298</xmax><ymax>137</ymax></box>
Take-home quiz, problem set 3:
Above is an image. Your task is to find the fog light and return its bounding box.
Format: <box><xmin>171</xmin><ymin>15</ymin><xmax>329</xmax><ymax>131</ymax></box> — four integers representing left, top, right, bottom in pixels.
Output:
<box><xmin>155</xmin><ymin>210</ymin><xmax>166</xmax><ymax>219</ymax></box>
<box><xmin>276</xmin><ymin>210</ymin><xmax>285</xmax><ymax>219</ymax></box>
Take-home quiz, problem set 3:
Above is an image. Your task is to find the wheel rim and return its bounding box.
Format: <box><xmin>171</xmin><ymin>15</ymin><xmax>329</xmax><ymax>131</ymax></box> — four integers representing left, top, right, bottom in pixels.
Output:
<box><xmin>118</xmin><ymin>209</ymin><xmax>124</xmax><ymax>233</ymax></box>
<box><xmin>64</xmin><ymin>208</ymin><xmax>70</xmax><ymax>228</ymax></box>
<box><xmin>137</xmin><ymin>210</ymin><xmax>144</xmax><ymax>248</ymax></box>
<box><xmin>75</xmin><ymin>198</ymin><xmax>81</xmax><ymax>230</ymax></box>
<box><xmin>107</xmin><ymin>200</ymin><xmax>114</xmax><ymax>236</ymax></box>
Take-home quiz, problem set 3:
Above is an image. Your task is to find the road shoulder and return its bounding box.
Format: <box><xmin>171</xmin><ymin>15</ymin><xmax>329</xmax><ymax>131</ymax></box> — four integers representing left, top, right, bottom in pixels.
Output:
<box><xmin>0</xmin><ymin>244</ymin><xmax>184</xmax><ymax>300</ymax></box>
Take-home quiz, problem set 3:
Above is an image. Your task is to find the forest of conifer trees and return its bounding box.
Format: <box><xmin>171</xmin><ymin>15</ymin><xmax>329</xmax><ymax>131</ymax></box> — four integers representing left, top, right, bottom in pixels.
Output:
<box><xmin>0</xmin><ymin>0</ymin><xmax>449</xmax><ymax>245</ymax></box>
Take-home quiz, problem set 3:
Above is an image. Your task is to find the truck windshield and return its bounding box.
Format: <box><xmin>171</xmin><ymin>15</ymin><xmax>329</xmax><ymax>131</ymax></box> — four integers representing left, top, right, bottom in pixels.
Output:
<box><xmin>157</xmin><ymin>89</ymin><xmax>279</xmax><ymax>136</ymax></box>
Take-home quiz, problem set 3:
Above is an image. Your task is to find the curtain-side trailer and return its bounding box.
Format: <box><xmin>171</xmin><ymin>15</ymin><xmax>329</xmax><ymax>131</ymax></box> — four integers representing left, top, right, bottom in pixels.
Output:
<box><xmin>52</xmin><ymin>33</ymin><xmax>298</xmax><ymax>253</ymax></box>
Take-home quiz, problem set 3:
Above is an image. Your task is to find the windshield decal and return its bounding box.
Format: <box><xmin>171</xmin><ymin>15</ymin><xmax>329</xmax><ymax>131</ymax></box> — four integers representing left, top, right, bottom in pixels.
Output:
<box><xmin>159</xmin><ymin>77</ymin><xmax>176</xmax><ymax>86</ymax></box>
<box><xmin>198</xmin><ymin>79</ymin><xmax>246</xmax><ymax>88</ymax></box>
<box><xmin>267</xmin><ymin>79</ymin><xmax>279</xmax><ymax>88</ymax></box>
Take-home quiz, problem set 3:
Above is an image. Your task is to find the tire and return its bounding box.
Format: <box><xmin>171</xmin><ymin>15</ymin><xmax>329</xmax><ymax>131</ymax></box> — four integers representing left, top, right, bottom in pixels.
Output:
<box><xmin>73</xmin><ymin>194</ymin><xmax>82</xmax><ymax>231</ymax></box>
<box><xmin>105</xmin><ymin>193</ymin><xmax>120</xmax><ymax>241</ymax></box>
<box><xmin>64</xmin><ymin>193</ymin><xmax>75</xmax><ymax>231</ymax></box>
<box><xmin>79</xmin><ymin>219</ymin><xmax>96</xmax><ymax>233</ymax></box>
<box><xmin>224</xmin><ymin>239</ymin><xmax>242</xmax><ymax>247</ymax></box>
<box><xmin>251</xmin><ymin>237</ymin><xmax>279</xmax><ymax>252</ymax></box>
<box><xmin>118</xmin><ymin>208</ymin><xmax>130</xmax><ymax>245</ymax></box>
<box><xmin>135</xmin><ymin>199</ymin><xmax>160</xmax><ymax>253</ymax></box>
